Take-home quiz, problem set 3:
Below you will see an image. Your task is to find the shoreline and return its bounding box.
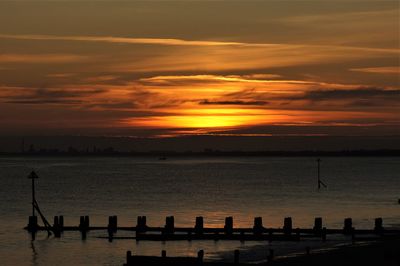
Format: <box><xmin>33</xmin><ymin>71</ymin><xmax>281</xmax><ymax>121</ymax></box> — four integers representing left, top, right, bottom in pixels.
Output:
<box><xmin>195</xmin><ymin>237</ymin><xmax>400</xmax><ymax>266</ymax></box>
<box><xmin>266</xmin><ymin>236</ymin><xmax>400</xmax><ymax>266</ymax></box>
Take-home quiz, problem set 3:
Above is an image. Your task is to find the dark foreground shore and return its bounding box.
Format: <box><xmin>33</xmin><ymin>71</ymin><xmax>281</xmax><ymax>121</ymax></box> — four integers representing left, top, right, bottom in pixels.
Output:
<box><xmin>203</xmin><ymin>236</ymin><xmax>400</xmax><ymax>266</ymax></box>
<box><xmin>124</xmin><ymin>236</ymin><xmax>400</xmax><ymax>266</ymax></box>
<box><xmin>266</xmin><ymin>236</ymin><xmax>400</xmax><ymax>266</ymax></box>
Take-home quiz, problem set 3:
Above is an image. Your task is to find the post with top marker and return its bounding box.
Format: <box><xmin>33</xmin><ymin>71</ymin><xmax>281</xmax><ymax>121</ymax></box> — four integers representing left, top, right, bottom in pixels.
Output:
<box><xmin>27</xmin><ymin>171</ymin><xmax>39</xmax><ymax>236</ymax></box>
<box><xmin>28</xmin><ymin>171</ymin><xmax>39</xmax><ymax>217</ymax></box>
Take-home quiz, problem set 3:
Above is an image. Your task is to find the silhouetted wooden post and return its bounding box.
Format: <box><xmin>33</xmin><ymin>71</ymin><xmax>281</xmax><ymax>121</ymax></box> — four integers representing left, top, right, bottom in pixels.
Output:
<box><xmin>267</xmin><ymin>249</ymin><xmax>274</xmax><ymax>261</ymax></box>
<box><xmin>253</xmin><ymin>217</ymin><xmax>263</xmax><ymax>235</ymax></box>
<box><xmin>108</xmin><ymin>215</ymin><xmax>117</xmax><ymax>233</ymax></box>
<box><xmin>79</xmin><ymin>216</ymin><xmax>87</xmax><ymax>240</ymax></box>
<box><xmin>126</xmin><ymin>251</ymin><xmax>132</xmax><ymax>265</ymax></box>
<box><xmin>322</xmin><ymin>227</ymin><xmax>327</xmax><ymax>241</ymax></box>
<box><xmin>306</xmin><ymin>246</ymin><xmax>310</xmax><ymax>255</ymax></box>
<box><xmin>53</xmin><ymin>216</ymin><xmax>61</xmax><ymax>237</ymax></box>
<box><xmin>27</xmin><ymin>171</ymin><xmax>52</xmax><ymax>237</ymax></box>
<box><xmin>81</xmin><ymin>230</ymin><xmax>87</xmax><ymax>240</ymax></box>
<box><xmin>161</xmin><ymin>250</ymin><xmax>167</xmax><ymax>258</ymax></box>
<box><xmin>224</xmin><ymin>217</ymin><xmax>233</xmax><ymax>235</ymax></box>
<box><xmin>234</xmin><ymin>249</ymin><xmax>240</xmax><ymax>264</ymax></box>
<box><xmin>107</xmin><ymin>216</ymin><xmax>114</xmax><ymax>242</ymax></box>
<box><xmin>27</xmin><ymin>215</ymin><xmax>38</xmax><ymax>233</ymax></box>
<box><xmin>28</xmin><ymin>171</ymin><xmax>39</xmax><ymax>217</ymax></box>
<box><xmin>136</xmin><ymin>216</ymin><xmax>147</xmax><ymax>233</ymax></box>
<box><xmin>79</xmin><ymin>216</ymin><xmax>85</xmax><ymax>229</ymax></box>
<box><xmin>164</xmin><ymin>216</ymin><xmax>174</xmax><ymax>234</ymax></box>
<box><xmin>195</xmin><ymin>216</ymin><xmax>204</xmax><ymax>234</ymax></box>
<box><xmin>344</xmin><ymin>218</ymin><xmax>354</xmax><ymax>235</ymax></box>
<box><xmin>197</xmin><ymin>250</ymin><xmax>204</xmax><ymax>264</ymax></box>
<box><xmin>374</xmin><ymin>217</ymin><xmax>383</xmax><ymax>234</ymax></box>
<box><xmin>283</xmin><ymin>217</ymin><xmax>292</xmax><ymax>235</ymax></box>
<box><xmin>313</xmin><ymin>217</ymin><xmax>322</xmax><ymax>234</ymax></box>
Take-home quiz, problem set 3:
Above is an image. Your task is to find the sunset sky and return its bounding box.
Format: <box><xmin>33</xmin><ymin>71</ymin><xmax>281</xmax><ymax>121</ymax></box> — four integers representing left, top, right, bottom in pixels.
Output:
<box><xmin>0</xmin><ymin>1</ymin><xmax>399</xmax><ymax>138</ymax></box>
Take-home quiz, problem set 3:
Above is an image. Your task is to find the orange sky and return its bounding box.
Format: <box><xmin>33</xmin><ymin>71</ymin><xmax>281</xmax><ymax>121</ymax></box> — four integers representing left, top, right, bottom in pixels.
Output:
<box><xmin>0</xmin><ymin>1</ymin><xmax>399</xmax><ymax>137</ymax></box>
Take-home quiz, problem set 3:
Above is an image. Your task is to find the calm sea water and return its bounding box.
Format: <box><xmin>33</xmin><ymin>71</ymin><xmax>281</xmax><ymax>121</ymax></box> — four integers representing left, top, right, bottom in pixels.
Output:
<box><xmin>0</xmin><ymin>156</ymin><xmax>399</xmax><ymax>265</ymax></box>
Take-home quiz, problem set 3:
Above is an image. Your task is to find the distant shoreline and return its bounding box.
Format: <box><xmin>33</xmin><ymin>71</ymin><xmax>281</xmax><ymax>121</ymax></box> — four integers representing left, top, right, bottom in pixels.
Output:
<box><xmin>1</xmin><ymin>149</ymin><xmax>400</xmax><ymax>157</ymax></box>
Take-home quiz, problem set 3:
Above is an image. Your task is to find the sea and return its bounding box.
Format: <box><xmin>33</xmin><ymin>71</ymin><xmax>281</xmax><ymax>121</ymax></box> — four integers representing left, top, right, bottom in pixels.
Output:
<box><xmin>0</xmin><ymin>156</ymin><xmax>399</xmax><ymax>265</ymax></box>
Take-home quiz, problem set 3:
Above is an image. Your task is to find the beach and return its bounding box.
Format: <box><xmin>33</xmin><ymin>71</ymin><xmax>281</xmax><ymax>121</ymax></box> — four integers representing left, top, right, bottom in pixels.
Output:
<box><xmin>268</xmin><ymin>236</ymin><xmax>400</xmax><ymax>266</ymax></box>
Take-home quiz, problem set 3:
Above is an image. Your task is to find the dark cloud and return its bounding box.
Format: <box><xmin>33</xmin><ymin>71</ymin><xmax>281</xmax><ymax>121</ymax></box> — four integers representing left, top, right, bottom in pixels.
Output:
<box><xmin>85</xmin><ymin>101</ymin><xmax>137</xmax><ymax>109</ymax></box>
<box><xmin>1</xmin><ymin>87</ymin><xmax>107</xmax><ymax>105</ymax></box>
<box><xmin>199</xmin><ymin>99</ymin><xmax>268</xmax><ymax>106</ymax></box>
<box><xmin>5</xmin><ymin>99</ymin><xmax>83</xmax><ymax>105</ymax></box>
<box><xmin>223</xmin><ymin>88</ymin><xmax>258</xmax><ymax>99</ymax></box>
<box><xmin>34</xmin><ymin>88</ymin><xmax>107</xmax><ymax>98</ymax></box>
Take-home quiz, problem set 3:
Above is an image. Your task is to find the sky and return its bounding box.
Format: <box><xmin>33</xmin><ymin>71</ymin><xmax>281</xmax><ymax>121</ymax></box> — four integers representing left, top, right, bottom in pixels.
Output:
<box><xmin>0</xmin><ymin>1</ymin><xmax>399</xmax><ymax>139</ymax></box>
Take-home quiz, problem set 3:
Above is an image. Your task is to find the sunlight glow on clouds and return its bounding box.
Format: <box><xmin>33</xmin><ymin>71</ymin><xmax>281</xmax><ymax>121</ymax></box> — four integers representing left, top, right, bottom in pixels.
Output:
<box><xmin>0</xmin><ymin>1</ymin><xmax>399</xmax><ymax>136</ymax></box>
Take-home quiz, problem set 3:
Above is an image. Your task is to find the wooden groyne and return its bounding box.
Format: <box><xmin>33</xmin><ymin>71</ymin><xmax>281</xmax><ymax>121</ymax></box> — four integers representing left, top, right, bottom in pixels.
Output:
<box><xmin>25</xmin><ymin>215</ymin><xmax>399</xmax><ymax>241</ymax></box>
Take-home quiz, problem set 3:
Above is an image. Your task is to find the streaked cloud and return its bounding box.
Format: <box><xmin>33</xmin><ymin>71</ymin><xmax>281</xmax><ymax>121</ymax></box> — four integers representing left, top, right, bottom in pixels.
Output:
<box><xmin>0</xmin><ymin>34</ymin><xmax>398</xmax><ymax>54</ymax></box>
<box><xmin>350</xmin><ymin>67</ymin><xmax>400</xmax><ymax>74</ymax></box>
<box><xmin>0</xmin><ymin>53</ymin><xmax>89</xmax><ymax>63</ymax></box>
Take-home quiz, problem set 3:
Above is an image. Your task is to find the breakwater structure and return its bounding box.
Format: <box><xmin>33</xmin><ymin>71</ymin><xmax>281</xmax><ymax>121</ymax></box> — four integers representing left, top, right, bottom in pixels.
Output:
<box><xmin>24</xmin><ymin>171</ymin><xmax>400</xmax><ymax>265</ymax></box>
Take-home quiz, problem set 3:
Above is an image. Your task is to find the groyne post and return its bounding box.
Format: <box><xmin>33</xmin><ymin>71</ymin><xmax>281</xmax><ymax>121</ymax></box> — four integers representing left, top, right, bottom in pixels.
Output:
<box><xmin>234</xmin><ymin>249</ymin><xmax>240</xmax><ymax>264</ymax></box>
<box><xmin>224</xmin><ymin>217</ymin><xmax>233</xmax><ymax>235</ymax></box>
<box><xmin>107</xmin><ymin>216</ymin><xmax>117</xmax><ymax>242</ymax></box>
<box><xmin>195</xmin><ymin>216</ymin><xmax>204</xmax><ymax>235</ymax></box>
<box><xmin>126</xmin><ymin>251</ymin><xmax>132</xmax><ymax>265</ymax></box>
<box><xmin>197</xmin><ymin>250</ymin><xmax>204</xmax><ymax>264</ymax></box>
<box><xmin>28</xmin><ymin>215</ymin><xmax>38</xmax><ymax>233</ymax></box>
<box><xmin>164</xmin><ymin>216</ymin><xmax>174</xmax><ymax>234</ymax></box>
<box><xmin>313</xmin><ymin>217</ymin><xmax>322</xmax><ymax>234</ymax></box>
<box><xmin>136</xmin><ymin>216</ymin><xmax>147</xmax><ymax>233</ymax></box>
<box><xmin>374</xmin><ymin>217</ymin><xmax>383</xmax><ymax>234</ymax></box>
<box><xmin>343</xmin><ymin>218</ymin><xmax>354</xmax><ymax>235</ymax></box>
<box><xmin>108</xmin><ymin>216</ymin><xmax>118</xmax><ymax>233</ymax></box>
<box><xmin>322</xmin><ymin>227</ymin><xmax>327</xmax><ymax>241</ymax></box>
<box><xmin>53</xmin><ymin>216</ymin><xmax>61</xmax><ymax>237</ymax></box>
<box><xmin>79</xmin><ymin>216</ymin><xmax>89</xmax><ymax>240</ymax></box>
<box><xmin>253</xmin><ymin>217</ymin><xmax>263</xmax><ymax>235</ymax></box>
<box><xmin>283</xmin><ymin>217</ymin><xmax>292</xmax><ymax>235</ymax></box>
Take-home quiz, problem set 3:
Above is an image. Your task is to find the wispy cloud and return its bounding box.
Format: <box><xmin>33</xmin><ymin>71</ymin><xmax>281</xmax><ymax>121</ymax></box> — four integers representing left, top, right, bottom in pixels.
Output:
<box><xmin>0</xmin><ymin>53</ymin><xmax>89</xmax><ymax>63</ymax></box>
<box><xmin>0</xmin><ymin>86</ymin><xmax>106</xmax><ymax>105</ymax></box>
<box><xmin>139</xmin><ymin>74</ymin><xmax>309</xmax><ymax>86</ymax></box>
<box><xmin>0</xmin><ymin>34</ymin><xmax>398</xmax><ymax>54</ymax></box>
<box><xmin>199</xmin><ymin>100</ymin><xmax>268</xmax><ymax>106</ymax></box>
<box><xmin>350</xmin><ymin>66</ymin><xmax>400</xmax><ymax>74</ymax></box>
